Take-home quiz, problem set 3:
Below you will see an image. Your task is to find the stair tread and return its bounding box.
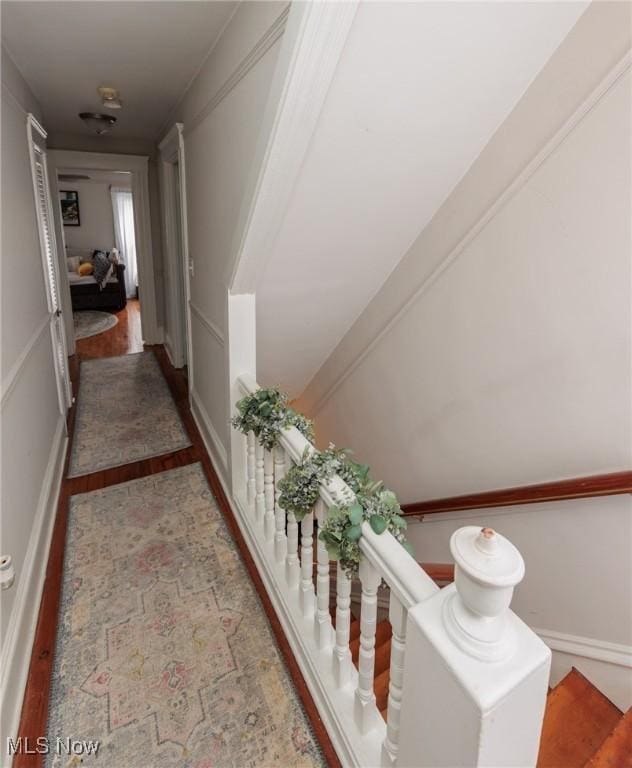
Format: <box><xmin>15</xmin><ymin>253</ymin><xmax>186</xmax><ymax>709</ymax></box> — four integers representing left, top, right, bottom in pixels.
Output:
<box><xmin>537</xmin><ymin>669</ymin><xmax>623</xmax><ymax>768</ymax></box>
<box><xmin>584</xmin><ymin>708</ymin><xmax>632</xmax><ymax>768</ymax></box>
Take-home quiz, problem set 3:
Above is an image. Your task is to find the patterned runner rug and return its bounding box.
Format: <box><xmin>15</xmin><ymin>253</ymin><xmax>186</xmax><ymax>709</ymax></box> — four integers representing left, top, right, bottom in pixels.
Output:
<box><xmin>68</xmin><ymin>352</ymin><xmax>191</xmax><ymax>477</ymax></box>
<box><xmin>47</xmin><ymin>463</ymin><xmax>324</xmax><ymax>768</ymax></box>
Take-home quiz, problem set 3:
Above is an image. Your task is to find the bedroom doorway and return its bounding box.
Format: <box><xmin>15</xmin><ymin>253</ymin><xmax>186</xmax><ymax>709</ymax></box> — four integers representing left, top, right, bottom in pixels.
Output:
<box><xmin>48</xmin><ymin>150</ymin><xmax>159</xmax><ymax>356</ymax></box>
<box><xmin>55</xmin><ymin>167</ymin><xmax>143</xmax><ymax>357</ymax></box>
<box><xmin>159</xmin><ymin>123</ymin><xmax>192</xmax><ymax>379</ymax></box>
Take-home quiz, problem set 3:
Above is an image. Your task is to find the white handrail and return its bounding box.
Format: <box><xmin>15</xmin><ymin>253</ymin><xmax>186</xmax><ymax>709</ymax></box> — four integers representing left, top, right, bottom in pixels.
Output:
<box><xmin>237</xmin><ymin>374</ymin><xmax>435</xmax><ymax>609</ymax></box>
<box><xmin>232</xmin><ymin>370</ymin><xmax>550</xmax><ymax>768</ymax></box>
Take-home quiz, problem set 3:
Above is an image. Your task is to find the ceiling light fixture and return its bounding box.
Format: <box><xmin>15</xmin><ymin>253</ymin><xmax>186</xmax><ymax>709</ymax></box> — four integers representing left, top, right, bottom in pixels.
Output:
<box><xmin>78</xmin><ymin>112</ymin><xmax>117</xmax><ymax>135</ymax></box>
<box><xmin>98</xmin><ymin>86</ymin><xmax>122</xmax><ymax>109</ymax></box>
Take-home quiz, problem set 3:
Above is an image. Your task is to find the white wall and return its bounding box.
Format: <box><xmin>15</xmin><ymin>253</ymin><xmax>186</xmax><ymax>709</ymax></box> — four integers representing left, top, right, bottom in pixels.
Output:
<box><xmin>1</xmin><ymin>46</ymin><xmax>68</xmax><ymax>754</ymax></box>
<box><xmin>407</xmin><ymin>495</ymin><xmax>632</xmax><ymax>710</ymax></box>
<box><xmin>300</xmin><ymin>2</ymin><xmax>631</xmax><ymax>497</ymax></box>
<box><xmin>255</xmin><ymin>0</ymin><xmax>588</xmax><ymax>397</ymax></box>
<box><xmin>62</xmin><ymin>179</ymin><xmax>115</xmax><ymax>252</ymax></box>
<box><xmin>296</xmin><ymin>2</ymin><xmax>631</xmax><ymax>703</ymax></box>
<box><xmin>162</xmin><ymin>1</ymin><xmax>287</xmax><ymax>482</ymax></box>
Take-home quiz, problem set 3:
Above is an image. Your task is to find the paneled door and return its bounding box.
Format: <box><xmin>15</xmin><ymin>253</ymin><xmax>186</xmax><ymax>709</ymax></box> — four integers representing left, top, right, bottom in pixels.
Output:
<box><xmin>27</xmin><ymin>114</ymin><xmax>72</xmax><ymax>416</ymax></box>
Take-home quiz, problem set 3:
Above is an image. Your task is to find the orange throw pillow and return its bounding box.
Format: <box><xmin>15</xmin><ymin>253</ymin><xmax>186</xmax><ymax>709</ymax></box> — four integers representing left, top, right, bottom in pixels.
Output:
<box><xmin>78</xmin><ymin>262</ymin><xmax>94</xmax><ymax>276</ymax></box>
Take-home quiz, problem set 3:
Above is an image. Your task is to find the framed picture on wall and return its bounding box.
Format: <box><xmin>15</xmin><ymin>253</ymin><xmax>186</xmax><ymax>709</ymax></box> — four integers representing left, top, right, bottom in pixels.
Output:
<box><xmin>60</xmin><ymin>190</ymin><xmax>80</xmax><ymax>226</ymax></box>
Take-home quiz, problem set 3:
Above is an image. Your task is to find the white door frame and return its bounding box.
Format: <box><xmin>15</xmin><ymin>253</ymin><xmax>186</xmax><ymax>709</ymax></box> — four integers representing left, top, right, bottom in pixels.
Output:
<box><xmin>158</xmin><ymin>124</ymin><xmax>193</xmax><ymax>384</ymax></box>
<box><xmin>47</xmin><ymin>149</ymin><xmax>161</xmax><ymax>346</ymax></box>
<box><xmin>26</xmin><ymin>114</ymin><xmax>72</xmax><ymax>415</ymax></box>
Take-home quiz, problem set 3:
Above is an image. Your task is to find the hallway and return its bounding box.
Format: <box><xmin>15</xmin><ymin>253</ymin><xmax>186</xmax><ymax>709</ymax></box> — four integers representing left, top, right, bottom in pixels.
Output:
<box><xmin>15</xmin><ymin>339</ymin><xmax>336</xmax><ymax>767</ymax></box>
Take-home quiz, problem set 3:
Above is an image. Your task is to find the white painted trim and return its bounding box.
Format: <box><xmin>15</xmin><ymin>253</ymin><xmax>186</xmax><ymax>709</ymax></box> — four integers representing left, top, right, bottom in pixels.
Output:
<box><xmin>164</xmin><ymin>333</ymin><xmax>176</xmax><ymax>369</ymax></box>
<box><xmin>308</xmin><ymin>49</ymin><xmax>632</xmax><ymax>416</ymax></box>
<box><xmin>46</xmin><ymin>149</ymin><xmax>162</xmax><ymax>344</ymax></box>
<box><xmin>229</xmin><ymin>1</ymin><xmax>359</xmax><ymax>293</ymax></box>
<box><xmin>0</xmin><ymin>417</ymin><xmax>67</xmax><ymax>763</ymax></box>
<box><xmin>535</xmin><ymin>628</ymin><xmax>632</xmax><ymax>669</ymax></box>
<box><xmin>1</xmin><ymin>314</ymin><xmax>50</xmax><ymax>408</ymax></box>
<box><xmin>189</xmin><ymin>301</ymin><xmax>225</xmax><ymax>346</ymax></box>
<box><xmin>191</xmin><ymin>388</ymin><xmax>228</xmax><ymax>472</ymax></box>
<box><xmin>184</xmin><ymin>5</ymin><xmax>291</xmax><ymax>139</ymax></box>
<box><xmin>159</xmin><ymin>123</ymin><xmax>191</xmax><ymax>372</ymax></box>
<box><xmin>26</xmin><ymin>115</ymin><xmax>72</xmax><ymax>415</ymax></box>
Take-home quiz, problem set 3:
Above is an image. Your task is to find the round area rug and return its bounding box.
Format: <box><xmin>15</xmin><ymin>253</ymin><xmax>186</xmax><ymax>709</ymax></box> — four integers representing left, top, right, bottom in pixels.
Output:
<box><xmin>73</xmin><ymin>310</ymin><xmax>118</xmax><ymax>340</ymax></box>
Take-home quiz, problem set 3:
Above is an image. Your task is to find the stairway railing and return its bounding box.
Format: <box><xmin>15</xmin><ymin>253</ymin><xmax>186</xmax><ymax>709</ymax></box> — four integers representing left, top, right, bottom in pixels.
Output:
<box><xmin>227</xmin><ymin>353</ymin><xmax>551</xmax><ymax>766</ymax></box>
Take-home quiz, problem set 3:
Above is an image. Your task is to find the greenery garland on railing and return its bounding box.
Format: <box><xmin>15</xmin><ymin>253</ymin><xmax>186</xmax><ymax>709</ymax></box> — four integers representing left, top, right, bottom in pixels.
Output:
<box><xmin>232</xmin><ymin>388</ymin><xmax>411</xmax><ymax>575</ymax></box>
<box><xmin>231</xmin><ymin>386</ymin><xmax>315</xmax><ymax>450</ymax></box>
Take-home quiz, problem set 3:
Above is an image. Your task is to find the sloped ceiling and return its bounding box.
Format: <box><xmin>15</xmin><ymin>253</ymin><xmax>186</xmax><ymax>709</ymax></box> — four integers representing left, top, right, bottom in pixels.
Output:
<box><xmin>255</xmin><ymin>1</ymin><xmax>588</xmax><ymax>396</ymax></box>
<box><xmin>1</xmin><ymin>1</ymin><xmax>237</xmax><ymax>139</ymax></box>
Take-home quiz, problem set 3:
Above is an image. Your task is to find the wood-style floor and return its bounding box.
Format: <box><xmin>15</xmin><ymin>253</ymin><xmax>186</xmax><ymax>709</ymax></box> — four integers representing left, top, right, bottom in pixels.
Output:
<box><xmin>75</xmin><ymin>298</ymin><xmax>143</xmax><ymax>359</ymax></box>
<box><xmin>15</xmin><ymin>319</ymin><xmax>339</xmax><ymax>767</ymax></box>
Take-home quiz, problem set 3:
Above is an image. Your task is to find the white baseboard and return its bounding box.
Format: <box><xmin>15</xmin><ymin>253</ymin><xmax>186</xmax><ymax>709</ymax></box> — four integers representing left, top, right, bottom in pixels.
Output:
<box><xmin>0</xmin><ymin>416</ymin><xmax>67</xmax><ymax>765</ymax></box>
<box><xmin>190</xmin><ymin>388</ymin><xmax>228</xmax><ymax>474</ymax></box>
<box><xmin>164</xmin><ymin>334</ymin><xmax>176</xmax><ymax>369</ymax></box>
<box><xmin>534</xmin><ymin>628</ymin><xmax>632</xmax><ymax>710</ymax></box>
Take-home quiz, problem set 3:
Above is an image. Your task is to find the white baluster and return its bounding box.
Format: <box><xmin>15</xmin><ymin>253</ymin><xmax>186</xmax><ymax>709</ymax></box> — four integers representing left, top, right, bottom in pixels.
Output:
<box><xmin>246</xmin><ymin>431</ymin><xmax>256</xmax><ymax>506</ymax></box>
<box><xmin>274</xmin><ymin>445</ymin><xmax>288</xmax><ymax>562</ymax></box>
<box><xmin>299</xmin><ymin>510</ymin><xmax>315</xmax><ymax>617</ymax></box>
<box><xmin>354</xmin><ymin>558</ymin><xmax>381</xmax><ymax>734</ymax></box>
<box><xmin>254</xmin><ymin>441</ymin><xmax>264</xmax><ymax>524</ymax></box>
<box><xmin>332</xmin><ymin>561</ymin><xmax>353</xmax><ymax>687</ymax></box>
<box><xmin>314</xmin><ymin>499</ymin><xmax>333</xmax><ymax>649</ymax></box>
<box><xmin>286</xmin><ymin>504</ymin><xmax>300</xmax><ymax>589</ymax></box>
<box><xmin>263</xmin><ymin>449</ymin><xmax>274</xmax><ymax>541</ymax></box>
<box><xmin>381</xmin><ymin>593</ymin><xmax>407</xmax><ymax>766</ymax></box>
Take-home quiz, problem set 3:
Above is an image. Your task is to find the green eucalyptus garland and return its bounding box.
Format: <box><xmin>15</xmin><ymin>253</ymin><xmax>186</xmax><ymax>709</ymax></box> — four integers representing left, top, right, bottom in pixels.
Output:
<box><xmin>231</xmin><ymin>387</ymin><xmax>314</xmax><ymax>450</ymax></box>
<box><xmin>232</xmin><ymin>388</ymin><xmax>411</xmax><ymax>575</ymax></box>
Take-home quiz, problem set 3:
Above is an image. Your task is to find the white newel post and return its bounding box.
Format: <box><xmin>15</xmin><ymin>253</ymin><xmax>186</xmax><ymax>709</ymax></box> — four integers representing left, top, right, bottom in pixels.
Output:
<box><xmin>227</xmin><ymin>292</ymin><xmax>256</xmax><ymax>500</ymax></box>
<box><xmin>397</xmin><ymin>526</ymin><xmax>551</xmax><ymax>768</ymax></box>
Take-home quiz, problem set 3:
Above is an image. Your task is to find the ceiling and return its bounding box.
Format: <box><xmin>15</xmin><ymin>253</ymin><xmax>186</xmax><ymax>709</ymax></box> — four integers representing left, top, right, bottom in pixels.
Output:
<box><xmin>255</xmin><ymin>0</ymin><xmax>589</xmax><ymax>397</ymax></box>
<box><xmin>1</xmin><ymin>1</ymin><xmax>237</xmax><ymax>140</ymax></box>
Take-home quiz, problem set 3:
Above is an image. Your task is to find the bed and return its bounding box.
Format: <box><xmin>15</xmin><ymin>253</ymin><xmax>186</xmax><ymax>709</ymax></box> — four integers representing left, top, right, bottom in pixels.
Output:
<box><xmin>66</xmin><ymin>249</ymin><xmax>127</xmax><ymax>311</ymax></box>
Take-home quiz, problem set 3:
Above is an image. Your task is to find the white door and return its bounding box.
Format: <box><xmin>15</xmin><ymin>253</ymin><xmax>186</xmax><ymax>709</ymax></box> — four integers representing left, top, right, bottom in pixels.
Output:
<box><xmin>27</xmin><ymin>114</ymin><xmax>72</xmax><ymax>416</ymax></box>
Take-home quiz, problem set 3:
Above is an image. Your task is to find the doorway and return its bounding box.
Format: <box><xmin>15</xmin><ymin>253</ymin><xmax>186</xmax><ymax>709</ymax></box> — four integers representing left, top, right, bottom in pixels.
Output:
<box><xmin>159</xmin><ymin>123</ymin><xmax>192</xmax><ymax>377</ymax></box>
<box><xmin>48</xmin><ymin>149</ymin><xmax>159</xmax><ymax>357</ymax></box>
<box><xmin>56</xmin><ymin>168</ymin><xmax>143</xmax><ymax>358</ymax></box>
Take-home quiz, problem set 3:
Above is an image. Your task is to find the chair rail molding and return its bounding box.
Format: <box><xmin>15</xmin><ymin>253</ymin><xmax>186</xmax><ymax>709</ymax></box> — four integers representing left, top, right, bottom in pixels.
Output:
<box><xmin>0</xmin><ymin>314</ymin><xmax>50</xmax><ymax>408</ymax></box>
<box><xmin>189</xmin><ymin>301</ymin><xmax>225</xmax><ymax>347</ymax></box>
<box><xmin>228</xmin><ymin>0</ymin><xmax>359</xmax><ymax>294</ymax></box>
<box><xmin>304</xmin><ymin>48</ymin><xmax>632</xmax><ymax>417</ymax></box>
<box><xmin>47</xmin><ymin>149</ymin><xmax>161</xmax><ymax>345</ymax></box>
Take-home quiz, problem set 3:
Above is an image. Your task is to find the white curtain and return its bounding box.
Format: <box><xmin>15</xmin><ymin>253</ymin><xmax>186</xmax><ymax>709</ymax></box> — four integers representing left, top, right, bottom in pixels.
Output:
<box><xmin>111</xmin><ymin>187</ymin><xmax>138</xmax><ymax>298</ymax></box>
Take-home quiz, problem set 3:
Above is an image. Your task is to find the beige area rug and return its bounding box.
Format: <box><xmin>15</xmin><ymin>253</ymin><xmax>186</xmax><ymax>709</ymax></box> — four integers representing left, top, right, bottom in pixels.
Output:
<box><xmin>46</xmin><ymin>463</ymin><xmax>324</xmax><ymax>768</ymax></box>
<box><xmin>68</xmin><ymin>352</ymin><xmax>191</xmax><ymax>477</ymax></box>
<box><xmin>73</xmin><ymin>310</ymin><xmax>118</xmax><ymax>340</ymax></box>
